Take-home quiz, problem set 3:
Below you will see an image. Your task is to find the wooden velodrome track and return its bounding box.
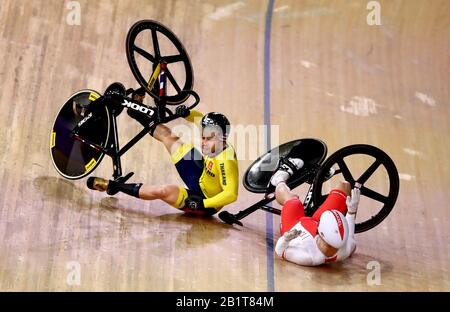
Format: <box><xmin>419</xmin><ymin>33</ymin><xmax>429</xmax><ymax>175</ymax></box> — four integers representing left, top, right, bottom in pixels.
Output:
<box><xmin>0</xmin><ymin>0</ymin><xmax>448</xmax><ymax>291</ymax></box>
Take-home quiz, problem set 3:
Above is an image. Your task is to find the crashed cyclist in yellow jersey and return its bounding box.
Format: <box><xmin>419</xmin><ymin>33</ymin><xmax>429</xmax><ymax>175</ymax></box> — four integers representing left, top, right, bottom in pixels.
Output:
<box><xmin>87</xmin><ymin>93</ymin><xmax>239</xmax><ymax>217</ymax></box>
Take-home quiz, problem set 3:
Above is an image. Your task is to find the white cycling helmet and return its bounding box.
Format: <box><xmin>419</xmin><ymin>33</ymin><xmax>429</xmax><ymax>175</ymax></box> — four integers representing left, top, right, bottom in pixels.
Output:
<box><xmin>318</xmin><ymin>210</ymin><xmax>349</xmax><ymax>249</ymax></box>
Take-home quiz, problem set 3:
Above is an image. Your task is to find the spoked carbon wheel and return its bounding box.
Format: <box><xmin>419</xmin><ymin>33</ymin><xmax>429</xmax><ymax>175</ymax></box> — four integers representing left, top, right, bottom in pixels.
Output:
<box><xmin>50</xmin><ymin>90</ymin><xmax>110</xmax><ymax>180</ymax></box>
<box><xmin>126</xmin><ymin>20</ymin><xmax>193</xmax><ymax>104</ymax></box>
<box><xmin>312</xmin><ymin>144</ymin><xmax>399</xmax><ymax>233</ymax></box>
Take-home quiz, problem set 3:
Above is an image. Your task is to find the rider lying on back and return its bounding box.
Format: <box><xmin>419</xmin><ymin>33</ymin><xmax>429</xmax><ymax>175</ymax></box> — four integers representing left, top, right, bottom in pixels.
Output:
<box><xmin>87</xmin><ymin>89</ymin><xmax>239</xmax><ymax>217</ymax></box>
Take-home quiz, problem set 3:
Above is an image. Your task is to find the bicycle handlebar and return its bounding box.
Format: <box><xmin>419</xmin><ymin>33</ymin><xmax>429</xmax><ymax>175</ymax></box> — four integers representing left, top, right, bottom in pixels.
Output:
<box><xmin>105</xmin><ymin>86</ymin><xmax>200</xmax><ymax>124</ymax></box>
<box><xmin>181</xmin><ymin>90</ymin><xmax>200</xmax><ymax>111</ymax></box>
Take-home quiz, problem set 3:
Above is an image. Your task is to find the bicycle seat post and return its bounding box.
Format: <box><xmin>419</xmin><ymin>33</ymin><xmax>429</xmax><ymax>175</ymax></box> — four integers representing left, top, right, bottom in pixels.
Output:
<box><xmin>156</xmin><ymin>61</ymin><xmax>168</xmax><ymax>123</ymax></box>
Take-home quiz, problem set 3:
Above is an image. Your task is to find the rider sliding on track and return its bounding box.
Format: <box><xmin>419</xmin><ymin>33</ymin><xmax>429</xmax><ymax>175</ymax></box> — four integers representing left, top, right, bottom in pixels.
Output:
<box><xmin>270</xmin><ymin>157</ymin><xmax>361</xmax><ymax>266</ymax></box>
<box><xmin>87</xmin><ymin>89</ymin><xmax>239</xmax><ymax>217</ymax></box>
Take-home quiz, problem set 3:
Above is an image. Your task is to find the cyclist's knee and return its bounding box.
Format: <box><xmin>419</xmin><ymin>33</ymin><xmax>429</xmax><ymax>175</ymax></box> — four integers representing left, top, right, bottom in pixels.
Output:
<box><xmin>275</xmin><ymin>183</ymin><xmax>297</xmax><ymax>205</ymax></box>
<box><xmin>158</xmin><ymin>185</ymin><xmax>179</xmax><ymax>201</ymax></box>
<box><xmin>140</xmin><ymin>185</ymin><xmax>166</xmax><ymax>198</ymax></box>
<box><xmin>337</xmin><ymin>180</ymin><xmax>351</xmax><ymax>195</ymax></box>
<box><xmin>150</xmin><ymin>185</ymin><xmax>167</xmax><ymax>198</ymax></box>
<box><xmin>139</xmin><ymin>184</ymin><xmax>180</xmax><ymax>202</ymax></box>
<box><xmin>153</xmin><ymin>124</ymin><xmax>179</xmax><ymax>142</ymax></box>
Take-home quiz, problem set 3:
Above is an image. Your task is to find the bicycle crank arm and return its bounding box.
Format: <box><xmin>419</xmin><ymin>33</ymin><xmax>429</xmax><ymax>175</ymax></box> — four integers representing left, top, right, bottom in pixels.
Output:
<box><xmin>114</xmin><ymin>172</ymin><xmax>134</xmax><ymax>183</ymax></box>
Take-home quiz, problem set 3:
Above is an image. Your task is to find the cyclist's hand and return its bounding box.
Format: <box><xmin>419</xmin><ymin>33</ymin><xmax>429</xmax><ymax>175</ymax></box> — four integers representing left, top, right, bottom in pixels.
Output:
<box><xmin>283</xmin><ymin>228</ymin><xmax>302</xmax><ymax>241</ymax></box>
<box><xmin>346</xmin><ymin>188</ymin><xmax>360</xmax><ymax>214</ymax></box>
<box><xmin>175</xmin><ymin>105</ymin><xmax>190</xmax><ymax>118</ymax></box>
<box><xmin>132</xmin><ymin>87</ymin><xmax>146</xmax><ymax>103</ymax></box>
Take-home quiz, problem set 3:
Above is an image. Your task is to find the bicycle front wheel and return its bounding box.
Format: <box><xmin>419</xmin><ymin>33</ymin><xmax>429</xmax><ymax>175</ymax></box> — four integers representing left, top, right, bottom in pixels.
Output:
<box><xmin>312</xmin><ymin>144</ymin><xmax>400</xmax><ymax>233</ymax></box>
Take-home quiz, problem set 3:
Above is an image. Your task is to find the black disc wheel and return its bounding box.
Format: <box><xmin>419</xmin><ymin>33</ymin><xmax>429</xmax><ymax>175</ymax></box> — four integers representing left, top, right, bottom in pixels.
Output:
<box><xmin>126</xmin><ymin>20</ymin><xmax>194</xmax><ymax>105</ymax></box>
<box><xmin>50</xmin><ymin>90</ymin><xmax>110</xmax><ymax>180</ymax></box>
<box><xmin>243</xmin><ymin>139</ymin><xmax>328</xmax><ymax>193</ymax></box>
<box><xmin>312</xmin><ymin>144</ymin><xmax>399</xmax><ymax>233</ymax></box>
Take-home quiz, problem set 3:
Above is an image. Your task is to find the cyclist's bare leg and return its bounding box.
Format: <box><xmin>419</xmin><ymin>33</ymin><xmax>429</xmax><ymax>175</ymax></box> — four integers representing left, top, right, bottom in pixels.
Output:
<box><xmin>275</xmin><ymin>182</ymin><xmax>299</xmax><ymax>206</ymax></box>
<box><xmin>337</xmin><ymin>180</ymin><xmax>351</xmax><ymax>196</ymax></box>
<box><xmin>152</xmin><ymin>124</ymin><xmax>183</xmax><ymax>154</ymax></box>
<box><xmin>87</xmin><ymin>177</ymin><xmax>182</xmax><ymax>207</ymax></box>
<box><xmin>275</xmin><ymin>179</ymin><xmax>351</xmax><ymax>206</ymax></box>
<box><xmin>138</xmin><ymin>184</ymin><xmax>180</xmax><ymax>206</ymax></box>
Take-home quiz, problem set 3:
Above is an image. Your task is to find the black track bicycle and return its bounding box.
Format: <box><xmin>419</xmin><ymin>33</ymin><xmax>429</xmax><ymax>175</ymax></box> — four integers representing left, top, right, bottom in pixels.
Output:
<box><xmin>50</xmin><ymin>20</ymin><xmax>198</xmax><ymax>184</ymax></box>
<box><xmin>218</xmin><ymin>138</ymin><xmax>400</xmax><ymax>233</ymax></box>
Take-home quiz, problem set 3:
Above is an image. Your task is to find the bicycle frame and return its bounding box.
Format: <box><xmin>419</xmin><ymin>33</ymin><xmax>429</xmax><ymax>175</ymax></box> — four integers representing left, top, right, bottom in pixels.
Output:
<box><xmin>226</xmin><ymin>168</ymin><xmax>321</xmax><ymax>223</ymax></box>
<box><xmin>70</xmin><ymin>61</ymin><xmax>189</xmax><ymax>181</ymax></box>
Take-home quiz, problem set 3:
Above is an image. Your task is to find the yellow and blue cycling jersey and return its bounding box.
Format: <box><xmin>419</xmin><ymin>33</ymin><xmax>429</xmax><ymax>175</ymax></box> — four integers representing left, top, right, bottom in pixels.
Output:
<box><xmin>170</xmin><ymin>110</ymin><xmax>239</xmax><ymax>211</ymax></box>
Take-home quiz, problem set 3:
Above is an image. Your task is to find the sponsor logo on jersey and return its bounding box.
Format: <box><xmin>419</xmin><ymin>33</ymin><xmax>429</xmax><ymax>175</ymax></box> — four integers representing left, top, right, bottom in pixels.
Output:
<box><xmin>205</xmin><ymin>161</ymin><xmax>215</xmax><ymax>177</ymax></box>
<box><xmin>331</xmin><ymin>210</ymin><xmax>345</xmax><ymax>239</ymax></box>
<box><xmin>220</xmin><ymin>163</ymin><xmax>227</xmax><ymax>185</ymax></box>
<box><xmin>205</xmin><ymin>170</ymin><xmax>215</xmax><ymax>177</ymax></box>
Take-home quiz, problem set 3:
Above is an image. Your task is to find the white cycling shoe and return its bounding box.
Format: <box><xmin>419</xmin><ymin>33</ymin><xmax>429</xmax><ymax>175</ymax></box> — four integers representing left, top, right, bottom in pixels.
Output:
<box><xmin>270</xmin><ymin>157</ymin><xmax>304</xmax><ymax>187</ymax></box>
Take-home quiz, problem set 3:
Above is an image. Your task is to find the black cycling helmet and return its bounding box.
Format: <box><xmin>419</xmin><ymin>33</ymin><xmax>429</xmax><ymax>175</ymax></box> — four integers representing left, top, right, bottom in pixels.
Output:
<box><xmin>201</xmin><ymin>112</ymin><xmax>230</xmax><ymax>140</ymax></box>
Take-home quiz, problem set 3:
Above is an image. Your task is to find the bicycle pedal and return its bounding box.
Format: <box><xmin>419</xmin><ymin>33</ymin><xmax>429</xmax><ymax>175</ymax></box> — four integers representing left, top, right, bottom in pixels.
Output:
<box><xmin>219</xmin><ymin>211</ymin><xmax>243</xmax><ymax>226</ymax></box>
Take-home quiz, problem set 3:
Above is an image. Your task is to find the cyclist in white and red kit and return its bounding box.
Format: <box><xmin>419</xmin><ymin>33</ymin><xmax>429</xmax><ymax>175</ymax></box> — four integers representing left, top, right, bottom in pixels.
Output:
<box><xmin>270</xmin><ymin>157</ymin><xmax>361</xmax><ymax>266</ymax></box>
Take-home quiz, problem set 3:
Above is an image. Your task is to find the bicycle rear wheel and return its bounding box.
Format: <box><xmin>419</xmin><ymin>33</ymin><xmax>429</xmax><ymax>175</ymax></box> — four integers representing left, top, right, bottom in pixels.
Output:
<box><xmin>50</xmin><ymin>90</ymin><xmax>110</xmax><ymax>180</ymax></box>
<box><xmin>243</xmin><ymin>138</ymin><xmax>327</xmax><ymax>193</ymax></box>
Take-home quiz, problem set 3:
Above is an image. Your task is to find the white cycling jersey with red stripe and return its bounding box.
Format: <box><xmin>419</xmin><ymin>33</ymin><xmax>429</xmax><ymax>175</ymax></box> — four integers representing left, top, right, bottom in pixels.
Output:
<box><xmin>275</xmin><ymin>214</ymin><xmax>357</xmax><ymax>266</ymax></box>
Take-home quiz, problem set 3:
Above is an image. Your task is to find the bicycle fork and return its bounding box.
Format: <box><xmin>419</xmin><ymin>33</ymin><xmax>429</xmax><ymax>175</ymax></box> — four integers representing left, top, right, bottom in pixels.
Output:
<box><xmin>303</xmin><ymin>184</ymin><xmax>316</xmax><ymax>216</ymax></box>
